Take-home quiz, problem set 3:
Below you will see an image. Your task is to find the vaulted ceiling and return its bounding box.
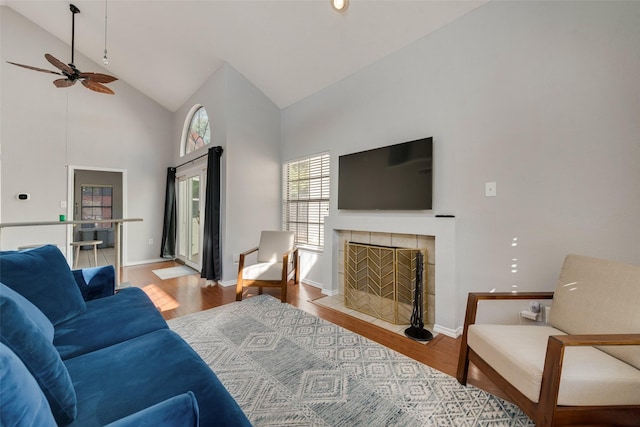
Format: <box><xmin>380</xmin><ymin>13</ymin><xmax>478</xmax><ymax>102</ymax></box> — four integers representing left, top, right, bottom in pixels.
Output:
<box><xmin>3</xmin><ymin>0</ymin><xmax>488</xmax><ymax>111</ymax></box>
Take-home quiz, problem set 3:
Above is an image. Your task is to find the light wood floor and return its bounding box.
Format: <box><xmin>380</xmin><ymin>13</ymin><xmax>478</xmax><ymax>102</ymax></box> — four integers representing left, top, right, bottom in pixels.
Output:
<box><xmin>121</xmin><ymin>259</ymin><xmax>505</xmax><ymax>400</ymax></box>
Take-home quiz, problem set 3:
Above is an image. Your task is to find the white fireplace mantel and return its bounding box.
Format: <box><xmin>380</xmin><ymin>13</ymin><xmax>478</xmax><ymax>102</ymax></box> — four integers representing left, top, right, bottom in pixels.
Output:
<box><xmin>323</xmin><ymin>214</ymin><xmax>459</xmax><ymax>337</ymax></box>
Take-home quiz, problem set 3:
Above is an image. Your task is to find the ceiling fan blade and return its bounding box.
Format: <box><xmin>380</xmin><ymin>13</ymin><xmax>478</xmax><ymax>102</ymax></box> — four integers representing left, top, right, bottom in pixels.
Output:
<box><xmin>6</xmin><ymin>61</ymin><xmax>62</xmax><ymax>75</ymax></box>
<box><xmin>79</xmin><ymin>72</ymin><xmax>118</xmax><ymax>84</ymax></box>
<box><xmin>81</xmin><ymin>79</ymin><xmax>115</xmax><ymax>95</ymax></box>
<box><xmin>53</xmin><ymin>78</ymin><xmax>75</xmax><ymax>88</ymax></box>
<box><xmin>45</xmin><ymin>54</ymin><xmax>74</xmax><ymax>74</ymax></box>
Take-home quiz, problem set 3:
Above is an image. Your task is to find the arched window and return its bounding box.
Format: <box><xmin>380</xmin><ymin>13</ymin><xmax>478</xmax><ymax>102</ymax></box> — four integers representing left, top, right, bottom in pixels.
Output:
<box><xmin>182</xmin><ymin>105</ymin><xmax>211</xmax><ymax>156</ymax></box>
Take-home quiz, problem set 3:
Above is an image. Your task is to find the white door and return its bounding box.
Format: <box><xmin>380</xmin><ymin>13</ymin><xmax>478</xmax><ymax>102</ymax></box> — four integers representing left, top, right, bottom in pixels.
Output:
<box><xmin>177</xmin><ymin>166</ymin><xmax>205</xmax><ymax>270</ymax></box>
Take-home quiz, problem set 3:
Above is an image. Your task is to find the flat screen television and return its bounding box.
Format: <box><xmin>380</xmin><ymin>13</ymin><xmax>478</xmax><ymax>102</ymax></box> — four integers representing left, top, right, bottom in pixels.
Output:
<box><xmin>338</xmin><ymin>137</ymin><xmax>433</xmax><ymax>210</ymax></box>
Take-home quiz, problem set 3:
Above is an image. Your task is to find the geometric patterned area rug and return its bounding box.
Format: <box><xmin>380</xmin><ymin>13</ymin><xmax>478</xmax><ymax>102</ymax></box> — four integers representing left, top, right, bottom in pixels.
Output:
<box><xmin>168</xmin><ymin>295</ymin><xmax>534</xmax><ymax>426</ymax></box>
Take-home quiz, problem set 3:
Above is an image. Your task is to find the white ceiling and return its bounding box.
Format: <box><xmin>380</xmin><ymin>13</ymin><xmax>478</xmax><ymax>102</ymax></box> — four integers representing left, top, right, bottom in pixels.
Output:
<box><xmin>3</xmin><ymin>0</ymin><xmax>487</xmax><ymax>111</ymax></box>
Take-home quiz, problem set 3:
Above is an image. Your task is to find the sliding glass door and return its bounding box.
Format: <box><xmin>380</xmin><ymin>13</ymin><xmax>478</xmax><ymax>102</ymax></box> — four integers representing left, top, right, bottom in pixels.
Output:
<box><xmin>177</xmin><ymin>166</ymin><xmax>205</xmax><ymax>270</ymax></box>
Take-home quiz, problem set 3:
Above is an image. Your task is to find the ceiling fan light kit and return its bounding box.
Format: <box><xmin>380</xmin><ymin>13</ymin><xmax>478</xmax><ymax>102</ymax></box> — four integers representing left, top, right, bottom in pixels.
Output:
<box><xmin>6</xmin><ymin>3</ymin><xmax>117</xmax><ymax>94</ymax></box>
<box><xmin>331</xmin><ymin>0</ymin><xmax>349</xmax><ymax>13</ymax></box>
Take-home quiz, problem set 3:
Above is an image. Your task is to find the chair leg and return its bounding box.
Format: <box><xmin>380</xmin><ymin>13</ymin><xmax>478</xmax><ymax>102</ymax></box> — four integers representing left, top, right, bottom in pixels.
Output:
<box><xmin>280</xmin><ymin>279</ymin><xmax>287</xmax><ymax>303</ymax></box>
<box><xmin>294</xmin><ymin>250</ymin><xmax>300</xmax><ymax>284</ymax></box>
<box><xmin>235</xmin><ymin>276</ymin><xmax>243</xmax><ymax>301</ymax></box>
<box><xmin>456</xmin><ymin>345</ymin><xmax>470</xmax><ymax>385</ymax></box>
<box><xmin>457</xmin><ymin>293</ymin><xmax>479</xmax><ymax>385</ymax></box>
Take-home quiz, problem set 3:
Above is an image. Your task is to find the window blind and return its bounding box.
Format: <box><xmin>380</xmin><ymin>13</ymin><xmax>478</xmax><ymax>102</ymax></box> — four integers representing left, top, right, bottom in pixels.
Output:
<box><xmin>283</xmin><ymin>153</ymin><xmax>330</xmax><ymax>250</ymax></box>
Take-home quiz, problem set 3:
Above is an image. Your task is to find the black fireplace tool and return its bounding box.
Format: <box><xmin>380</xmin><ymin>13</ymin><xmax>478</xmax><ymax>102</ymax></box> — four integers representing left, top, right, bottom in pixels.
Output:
<box><xmin>404</xmin><ymin>251</ymin><xmax>433</xmax><ymax>342</ymax></box>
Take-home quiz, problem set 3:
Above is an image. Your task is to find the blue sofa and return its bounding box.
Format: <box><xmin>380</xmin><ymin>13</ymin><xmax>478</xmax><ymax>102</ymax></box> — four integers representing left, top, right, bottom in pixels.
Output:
<box><xmin>0</xmin><ymin>245</ymin><xmax>251</xmax><ymax>427</ymax></box>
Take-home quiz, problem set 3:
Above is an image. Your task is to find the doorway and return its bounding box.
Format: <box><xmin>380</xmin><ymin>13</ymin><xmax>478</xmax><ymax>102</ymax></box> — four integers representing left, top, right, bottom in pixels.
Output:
<box><xmin>176</xmin><ymin>165</ymin><xmax>205</xmax><ymax>270</ymax></box>
<box><xmin>66</xmin><ymin>166</ymin><xmax>127</xmax><ymax>267</ymax></box>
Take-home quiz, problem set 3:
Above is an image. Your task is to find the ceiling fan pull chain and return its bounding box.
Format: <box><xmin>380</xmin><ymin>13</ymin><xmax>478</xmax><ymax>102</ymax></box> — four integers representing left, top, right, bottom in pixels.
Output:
<box><xmin>103</xmin><ymin>0</ymin><xmax>109</xmax><ymax>66</ymax></box>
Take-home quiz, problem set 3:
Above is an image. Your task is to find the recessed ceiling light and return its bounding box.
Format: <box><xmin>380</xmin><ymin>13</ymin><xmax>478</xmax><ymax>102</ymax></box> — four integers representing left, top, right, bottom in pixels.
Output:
<box><xmin>331</xmin><ymin>0</ymin><xmax>349</xmax><ymax>13</ymax></box>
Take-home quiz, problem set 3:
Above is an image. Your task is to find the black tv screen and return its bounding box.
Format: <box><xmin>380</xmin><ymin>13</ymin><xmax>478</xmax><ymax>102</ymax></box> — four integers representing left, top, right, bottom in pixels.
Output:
<box><xmin>338</xmin><ymin>137</ymin><xmax>433</xmax><ymax>210</ymax></box>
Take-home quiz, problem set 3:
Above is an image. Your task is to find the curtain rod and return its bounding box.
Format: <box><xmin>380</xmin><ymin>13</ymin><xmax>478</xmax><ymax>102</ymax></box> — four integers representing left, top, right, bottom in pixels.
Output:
<box><xmin>173</xmin><ymin>146</ymin><xmax>223</xmax><ymax>170</ymax></box>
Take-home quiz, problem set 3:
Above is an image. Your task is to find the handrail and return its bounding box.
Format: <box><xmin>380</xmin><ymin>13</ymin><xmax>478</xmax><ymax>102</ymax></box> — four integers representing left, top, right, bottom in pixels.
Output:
<box><xmin>0</xmin><ymin>218</ymin><xmax>143</xmax><ymax>285</ymax></box>
<box><xmin>0</xmin><ymin>218</ymin><xmax>142</xmax><ymax>228</ymax></box>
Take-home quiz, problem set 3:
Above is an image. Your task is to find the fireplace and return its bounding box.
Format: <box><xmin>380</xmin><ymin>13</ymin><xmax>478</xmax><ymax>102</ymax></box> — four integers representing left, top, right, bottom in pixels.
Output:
<box><xmin>344</xmin><ymin>242</ymin><xmax>427</xmax><ymax>325</ymax></box>
<box><xmin>324</xmin><ymin>214</ymin><xmax>458</xmax><ymax>337</ymax></box>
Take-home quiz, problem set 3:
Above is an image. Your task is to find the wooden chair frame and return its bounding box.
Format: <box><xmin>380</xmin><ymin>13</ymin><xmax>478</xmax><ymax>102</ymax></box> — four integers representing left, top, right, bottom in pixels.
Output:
<box><xmin>236</xmin><ymin>246</ymin><xmax>299</xmax><ymax>303</ymax></box>
<box><xmin>456</xmin><ymin>292</ymin><xmax>640</xmax><ymax>426</ymax></box>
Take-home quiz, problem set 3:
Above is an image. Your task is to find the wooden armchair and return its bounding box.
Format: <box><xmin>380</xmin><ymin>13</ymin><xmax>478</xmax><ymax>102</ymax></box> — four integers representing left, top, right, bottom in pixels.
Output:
<box><xmin>236</xmin><ymin>231</ymin><xmax>300</xmax><ymax>303</ymax></box>
<box><xmin>456</xmin><ymin>254</ymin><xmax>640</xmax><ymax>426</ymax></box>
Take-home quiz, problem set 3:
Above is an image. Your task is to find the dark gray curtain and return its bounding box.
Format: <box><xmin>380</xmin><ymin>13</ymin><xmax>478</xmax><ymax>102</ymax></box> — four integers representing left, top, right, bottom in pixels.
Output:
<box><xmin>201</xmin><ymin>147</ymin><xmax>223</xmax><ymax>280</ymax></box>
<box><xmin>160</xmin><ymin>167</ymin><xmax>177</xmax><ymax>258</ymax></box>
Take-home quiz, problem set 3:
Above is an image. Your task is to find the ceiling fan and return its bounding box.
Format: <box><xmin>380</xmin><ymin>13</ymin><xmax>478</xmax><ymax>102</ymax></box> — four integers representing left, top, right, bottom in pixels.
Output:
<box><xmin>7</xmin><ymin>4</ymin><xmax>117</xmax><ymax>95</ymax></box>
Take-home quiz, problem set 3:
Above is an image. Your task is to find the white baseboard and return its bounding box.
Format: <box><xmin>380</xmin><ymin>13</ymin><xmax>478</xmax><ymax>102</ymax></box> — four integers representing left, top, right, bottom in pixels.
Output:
<box><xmin>218</xmin><ymin>278</ymin><xmax>331</xmax><ymax>294</ymax></box>
<box><xmin>433</xmin><ymin>324</ymin><xmax>462</xmax><ymax>338</ymax></box>
<box><xmin>301</xmin><ymin>278</ymin><xmax>323</xmax><ymax>290</ymax></box>
<box><xmin>125</xmin><ymin>257</ymin><xmax>167</xmax><ymax>266</ymax></box>
<box><xmin>320</xmin><ymin>287</ymin><xmax>339</xmax><ymax>297</ymax></box>
<box><xmin>219</xmin><ymin>280</ymin><xmax>236</xmax><ymax>287</ymax></box>
<box><xmin>298</xmin><ymin>279</ymin><xmax>341</xmax><ymax>297</ymax></box>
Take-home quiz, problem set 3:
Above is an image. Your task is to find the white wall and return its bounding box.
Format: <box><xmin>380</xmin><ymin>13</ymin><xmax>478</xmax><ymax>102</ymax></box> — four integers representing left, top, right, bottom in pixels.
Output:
<box><xmin>1</xmin><ymin>7</ymin><xmax>174</xmax><ymax>263</ymax></box>
<box><xmin>222</xmin><ymin>65</ymin><xmax>282</xmax><ymax>283</ymax></box>
<box><xmin>172</xmin><ymin>64</ymin><xmax>281</xmax><ymax>283</ymax></box>
<box><xmin>282</xmin><ymin>1</ymin><xmax>640</xmax><ymax>327</ymax></box>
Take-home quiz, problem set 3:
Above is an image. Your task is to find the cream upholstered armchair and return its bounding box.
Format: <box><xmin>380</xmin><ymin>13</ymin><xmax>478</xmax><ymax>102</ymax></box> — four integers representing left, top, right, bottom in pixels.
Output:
<box><xmin>236</xmin><ymin>231</ymin><xmax>300</xmax><ymax>303</ymax></box>
<box><xmin>456</xmin><ymin>254</ymin><xmax>640</xmax><ymax>426</ymax></box>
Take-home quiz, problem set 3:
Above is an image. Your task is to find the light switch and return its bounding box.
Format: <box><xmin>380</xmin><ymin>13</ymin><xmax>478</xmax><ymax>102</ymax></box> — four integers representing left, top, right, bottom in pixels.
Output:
<box><xmin>60</xmin><ymin>201</ymin><xmax>67</xmax><ymax>208</ymax></box>
<box><xmin>485</xmin><ymin>182</ymin><xmax>497</xmax><ymax>197</ymax></box>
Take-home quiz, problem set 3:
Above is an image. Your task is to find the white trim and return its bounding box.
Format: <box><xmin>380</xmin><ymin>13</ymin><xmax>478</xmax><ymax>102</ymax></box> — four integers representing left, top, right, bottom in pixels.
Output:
<box><xmin>321</xmin><ymin>288</ymin><xmax>339</xmax><ymax>297</ymax></box>
<box><xmin>324</xmin><ymin>214</ymin><xmax>458</xmax><ymax>333</ymax></box>
<box><xmin>301</xmin><ymin>278</ymin><xmax>324</xmax><ymax>290</ymax></box>
<box><xmin>175</xmin><ymin>163</ymin><xmax>207</xmax><ymax>271</ymax></box>
<box><xmin>283</xmin><ymin>150</ymin><xmax>330</xmax><ymax>165</ymax></box>
<box><xmin>282</xmin><ymin>153</ymin><xmax>330</xmax><ymax>250</ymax></box>
<box><xmin>180</xmin><ymin>104</ymin><xmax>202</xmax><ymax>157</ymax></box>
<box><xmin>67</xmin><ymin>165</ymin><xmax>128</xmax><ymax>266</ymax></box>
<box><xmin>180</xmin><ymin>104</ymin><xmax>211</xmax><ymax>158</ymax></box>
<box><xmin>433</xmin><ymin>324</ymin><xmax>462</xmax><ymax>339</ymax></box>
<box><xmin>125</xmin><ymin>257</ymin><xmax>166</xmax><ymax>267</ymax></box>
<box><xmin>219</xmin><ymin>279</ymin><xmax>237</xmax><ymax>287</ymax></box>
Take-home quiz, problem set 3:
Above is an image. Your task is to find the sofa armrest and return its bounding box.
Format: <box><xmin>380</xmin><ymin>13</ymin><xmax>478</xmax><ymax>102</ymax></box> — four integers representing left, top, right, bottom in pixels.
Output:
<box><xmin>539</xmin><ymin>333</ymin><xmax>640</xmax><ymax>423</ymax></box>
<box><xmin>71</xmin><ymin>265</ymin><xmax>115</xmax><ymax>301</ymax></box>
<box><xmin>457</xmin><ymin>291</ymin><xmax>555</xmax><ymax>384</ymax></box>
<box><xmin>103</xmin><ymin>391</ymin><xmax>199</xmax><ymax>427</ymax></box>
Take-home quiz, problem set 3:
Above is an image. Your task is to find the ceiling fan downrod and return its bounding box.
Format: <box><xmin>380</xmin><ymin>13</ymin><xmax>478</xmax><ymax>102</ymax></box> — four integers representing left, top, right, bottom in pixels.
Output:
<box><xmin>70</xmin><ymin>4</ymin><xmax>80</xmax><ymax>66</ymax></box>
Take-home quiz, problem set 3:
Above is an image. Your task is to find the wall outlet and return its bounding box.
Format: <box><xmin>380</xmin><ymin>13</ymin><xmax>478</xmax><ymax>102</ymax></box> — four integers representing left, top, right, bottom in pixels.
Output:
<box><xmin>148</xmin><ymin>238</ymin><xmax>153</xmax><ymax>245</ymax></box>
<box><xmin>485</xmin><ymin>182</ymin><xmax>497</xmax><ymax>197</ymax></box>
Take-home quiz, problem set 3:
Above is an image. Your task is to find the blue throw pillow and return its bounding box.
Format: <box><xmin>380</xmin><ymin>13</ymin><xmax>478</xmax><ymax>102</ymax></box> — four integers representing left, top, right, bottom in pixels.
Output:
<box><xmin>0</xmin><ymin>245</ymin><xmax>86</xmax><ymax>325</ymax></box>
<box><xmin>0</xmin><ymin>343</ymin><xmax>57</xmax><ymax>427</ymax></box>
<box><xmin>1</xmin><ymin>283</ymin><xmax>54</xmax><ymax>342</ymax></box>
<box><xmin>71</xmin><ymin>265</ymin><xmax>115</xmax><ymax>301</ymax></box>
<box><xmin>0</xmin><ymin>291</ymin><xmax>77</xmax><ymax>425</ymax></box>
